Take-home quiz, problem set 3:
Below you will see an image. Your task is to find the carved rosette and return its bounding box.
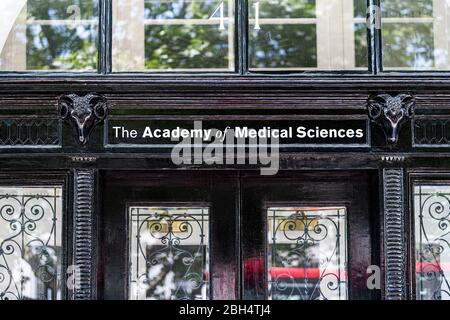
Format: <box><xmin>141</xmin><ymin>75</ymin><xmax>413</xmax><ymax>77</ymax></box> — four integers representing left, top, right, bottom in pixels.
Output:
<box><xmin>59</xmin><ymin>93</ymin><xmax>108</xmax><ymax>146</ymax></box>
<box><xmin>368</xmin><ymin>93</ymin><xmax>415</xmax><ymax>144</ymax></box>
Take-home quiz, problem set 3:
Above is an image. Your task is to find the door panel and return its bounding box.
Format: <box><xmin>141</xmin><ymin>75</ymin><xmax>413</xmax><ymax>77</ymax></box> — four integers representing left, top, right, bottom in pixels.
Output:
<box><xmin>128</xmin><ymin>205</ymin><xmax>210</xmax><ymax>300</ymax></box>
<box><xmin>100</xmin><ymin>171</ymin><xmax>239</xmax><ymax>300</ymax></box>
<box><xmin>267</xmin><ymin>206</ymin><xmax>348</xmax><ymax>300</ymax></box>
<box><xmin>100</xmin><ymin>170</ymin><xmax>379</xmax><ymax>300</ymax></box>
<box><xmin>241</xmin><ymin>171</ymin><xmax>380</xmax><ymax>300</ymax></box>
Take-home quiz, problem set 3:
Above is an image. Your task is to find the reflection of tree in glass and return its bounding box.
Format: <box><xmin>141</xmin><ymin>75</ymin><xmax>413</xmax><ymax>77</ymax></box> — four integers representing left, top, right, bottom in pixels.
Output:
<box><xmin>383</xmin><ymin>23</ymin><xmax>434</xmax><ymax>68</ymax></box>
<box><xmin>250</xmin><ymin>25</ymin><xmax>316</xmax><ymax>69</ymax></box>
<box><xmin>144</xmin><ymin>0</ymin><xmax>231</xmax><ymax>69</ymax></box>
<box><xmin>354</xmin><ymin>23</ymin><xmax>368</xmax><ymax>68</ymax></box>
<box><xmin>26</xmin><ymin>0</ymin><xmax>98</xmax><ymax>70</ymax></box>
<box><xmin>25</xmin><ymin>245</ymin><xmax>61</xmax><ymax>300</ymax></box>
<box><xmin>250</xmin><ymin>0</ymin><xmax>369</xmax><ymax>69</ymax></box>
<box><xmin>248</xmin><ymin>0</ymin><xmax>316</xmax><ymax>69</ymax></box>
<box><xmin>273</xmin><ymin>243</ymin><xmax>318</xmax><ymax>268</ymax></box>
<box><xmin>381</xmin><ymin>0</ymin><xmax>433</xmax><ymax>18</ymax></box>
<box><xmin>353</xmin><ymin>0</ymin><xmax>367</xmax><ymax>18</ymax></box>
<box><xmin>254</xmin><ymin>0</ymin><xmax>315</xmax><ymax>19</ymax></box>
<box><xmin>145</xmin><ymin>244</ymin><xmax>207</xmax><ymax>300</ymax></box>
<box><xmin>270</xmin><ymin>242</ymin><xmax>322</xmax><ymax>300</ymax></box>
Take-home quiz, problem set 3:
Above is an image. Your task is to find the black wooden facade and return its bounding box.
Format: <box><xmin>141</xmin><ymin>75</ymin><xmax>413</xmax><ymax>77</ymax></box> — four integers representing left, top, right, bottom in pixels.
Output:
<box><xmin>0</xmin><ymin>74</ymin><xmax>448</xmax><ymax>299</ymax></box>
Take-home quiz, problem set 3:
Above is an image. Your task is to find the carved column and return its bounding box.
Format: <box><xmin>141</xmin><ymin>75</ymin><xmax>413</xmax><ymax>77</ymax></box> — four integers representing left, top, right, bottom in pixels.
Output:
<box><xmin>382</xmin><ymin>167</ymin><xmax>407</xmax><ymax>300</ymax></box>
<box><xmin>73</xmin><ymin>169</ymin><xmax>96</xmax><ymax>300</ymax></box>
<box><xmin>59</xmin><ymin>93</ymin><xmax>105</xmax><ymax>300</ymax></box>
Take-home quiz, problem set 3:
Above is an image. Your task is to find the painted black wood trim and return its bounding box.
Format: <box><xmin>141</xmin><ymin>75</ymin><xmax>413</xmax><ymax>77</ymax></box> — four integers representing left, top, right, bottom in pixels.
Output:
<box><xmin>367</xmin><ymin>0</ymin><xmax>382</xmax><ymax>74</ymax></box>
<box><xmin>99</xmin><ymin>0</ymin><xmax>112</xmax><ymax>74</ymax></box>
<box><xmin>73</xmin><ymin>169</ymin><xmax>96</xmax><ymax>300</ymax></box>
<box><xmin>382</xmin><ymin>168</ymin><xmax>407</xmax><ymax>300</ymax></box>
<box><xmin>5</xmin><ymin>76</ymin><xmax>450</xmax><ymax>92</ymax></box>
<box><xmin>238</xmin><ymin>0</ymin><xmax>248</xmax><ymax>74</ymax></box>
<box><xmin>0</xmin><ymin>153</ymin><xmax>450</xmax><ymax>171</ymax></box>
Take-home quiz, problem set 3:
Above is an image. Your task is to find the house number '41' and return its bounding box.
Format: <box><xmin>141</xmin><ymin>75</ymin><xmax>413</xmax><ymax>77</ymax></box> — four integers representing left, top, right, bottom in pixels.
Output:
<box><xmin>209</xmin><ymin>1</ymin><xmax>261</xmax><ymax>30</ymax></box>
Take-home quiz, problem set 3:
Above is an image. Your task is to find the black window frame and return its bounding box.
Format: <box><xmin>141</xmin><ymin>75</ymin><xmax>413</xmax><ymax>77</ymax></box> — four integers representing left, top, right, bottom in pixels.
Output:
<box><xmin>1</xmin><ymin>0</ymin><xmax>450</xmax><ymax>77</ymax></box>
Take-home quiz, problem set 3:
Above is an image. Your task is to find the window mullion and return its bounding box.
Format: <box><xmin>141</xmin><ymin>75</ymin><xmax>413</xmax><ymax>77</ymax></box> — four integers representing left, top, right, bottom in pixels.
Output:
<box><xmin>367</xmin><ymin>0</ymin><xmax>382</xmax><ymax>74</ymax></box>
<box><xmin>238</xmin><ymin>0</ymin><xmax>248</xmax><ymax>74</ymax></box>
<box><xmin>99</xmin><ymin>0</ymin><xmax>112</xmax><ymax>74</ymax></box>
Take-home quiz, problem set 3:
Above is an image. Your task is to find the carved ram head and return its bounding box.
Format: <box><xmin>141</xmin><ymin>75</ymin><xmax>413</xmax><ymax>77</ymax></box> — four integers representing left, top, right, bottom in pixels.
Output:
<box><xmin>368</xmin><ymin>93</ymin><xmax>415</xmax><ymax>145</ymax></box>
<box><xmin>59</xmin><ymin>93</ymin><xmax>108</xmax><ymax>146</ymax></box>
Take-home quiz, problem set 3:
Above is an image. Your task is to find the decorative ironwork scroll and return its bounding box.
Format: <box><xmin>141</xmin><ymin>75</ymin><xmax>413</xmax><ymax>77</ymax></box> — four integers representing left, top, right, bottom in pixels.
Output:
<box><xmin>414</xmin><ymin>185</ymin><xmax>450</xmax><ymax>300</ymax></box>
<box><xmin>0</xmin><ymin>118</ymin><xmax>61</xmax><ymax>147</ymax></box>
<box><xmin>73</xmin><ymin>170</ymin><xmax>95</xmax><ymax>300</ymax></box>
<box><xmin>383</xmin><ymin>168</ymin><xmax>407</xmax><ymax>300</ymax></box>
<box><xmin>368</xmin><ymin>93</ymin><xmax>415</xmax><ymax>144</ymax></box>
<box><xmin>59</xmin><ymin>93</ymin><xmax>108</xmax><ymax>146</ymax></box>
<box><xmin>0</xmin><ymin>187</ymin><xmax>62</xmax><ymax>300</ymax></box>
<box><xmin>267</xmin><ymin>207</ymin><xmax>348</xmax><ymax>300</ymax></box>
<box><xmin>129</xmin><ymin>207</ymin><xmax>209</xmax><ymax>300</ymax></box>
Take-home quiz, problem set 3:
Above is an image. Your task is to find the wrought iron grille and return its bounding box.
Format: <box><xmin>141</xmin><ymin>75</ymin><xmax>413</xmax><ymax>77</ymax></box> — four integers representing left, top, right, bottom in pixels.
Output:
<box><xmin>414</xmin><ymin>185</ymin><xmax>450</xmax><ymax>300</ymax></box>
<box><xmin>128</xmin><ymin>206</ymin><xmax>209</xmax><ymax>300</ymax></box>
<box><xmin>0</xmin><ymin>186</ymin><xmax>62</xmax><ymax>300</ymax></box>
<box><xmin>267</xmin><ymin>207</ymin><xmax>348</xmax><ymax>300</ymax></box>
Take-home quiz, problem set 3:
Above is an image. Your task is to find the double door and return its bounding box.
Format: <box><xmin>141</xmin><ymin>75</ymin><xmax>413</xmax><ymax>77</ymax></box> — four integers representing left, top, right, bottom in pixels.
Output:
<box><xmin>100</xmin><ymin>171</ymin><xmax>379</xmax><ymax>300</ymax></box>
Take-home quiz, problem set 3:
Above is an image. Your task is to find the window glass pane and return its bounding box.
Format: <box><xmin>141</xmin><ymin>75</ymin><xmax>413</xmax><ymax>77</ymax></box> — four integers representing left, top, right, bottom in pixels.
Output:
<box><xmin>414</xmin><ymin>185</ymin><xmax>450</xmax><ymax>300</ymax></box>
<box><xmin>267</xmin><ymin>207</ymin><xmax>347</xmax><ymax>300</ymax></box>
<box><xmin>112</xmin><ymin>0</ymin><xmax>235</xmax><ymax>72</ymax></box>
<box><xmin>129</xmin><ymin>206</ymin><xmax>209</xmax><ymax>300</ymax></box>
<box><xmin>0</xmin><ymin>0</ymin><xmax>99</xmax><ymax>71</ymax></box>
<box><xmin>0</xmin><ymin>186</ymin><xmax>63</xmax><ymax>300</ymax></box>
<box><xmin>248</xmin><ymin>0</ymin><xmax>367</xmax><ymax>71</ymax></box>
<box><xmin>353</xmin><ymin>0</ymin><xmax>367</xmax><ymax>18</ymax></box>
<box><xmin>382</xmin><ymin>0</ymin><xmax>433</xmax><ymax>18</ymax></box>
<box><xmin>354</xmin><ymin>22</ymin><xmax>368</xmax><ymax>68</ymax></box>
<box><xmin>381</xmin><ymin>0</ymin><xmax>450</xmax><ymax>70</ymax></box>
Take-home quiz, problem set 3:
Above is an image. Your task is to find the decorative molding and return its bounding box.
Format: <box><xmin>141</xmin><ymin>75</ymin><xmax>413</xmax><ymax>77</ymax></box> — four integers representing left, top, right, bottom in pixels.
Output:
<box><xmin>413</xmin><ymin>117</ymin><xmax>450</xmax><ymax>147</ymax></box>
<box><xmin>73</xmin><ymin>169</ymin><xmax>95</xmax><ymax>300</ymax></box>
<box><xmin>71</xmin><ymin>156</ymin><xmax>97</xmax><ymax>163</ymax></box>
<box><xmin>0</xmin><ymin>118</ymin><xmax>61</xmax><ymax>147</ymax></box>
<box><xmin>381</xmin><ymin>155</ymin><xmax>406</xmax><ymax>162</ymax></box>
<box><xmin>368</xmin><ymin>93</ymin><xmax>415</xmax><ymax>144</ymax></box>
<box><xmin>59</xmin><ymin>93</ymin><xmax>108</xmax><ymax>146</ymax></box>
<box><xmin>382</xmin><ymin>168</ymin><xmax>406</xmax><ymax>300</ymax></box>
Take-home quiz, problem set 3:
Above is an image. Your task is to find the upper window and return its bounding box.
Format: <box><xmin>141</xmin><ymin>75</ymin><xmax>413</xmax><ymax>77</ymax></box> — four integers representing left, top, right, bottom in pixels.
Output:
<box><xmin>249</xmin><ymin>0</ymin><xmax>367</xmax><ymax>71</ymax></box>
<box><xmin>112</xmin><ymin>0</ymin><xmax>235</xmax><ymax>71</ymax></box>
<box><xmin>0</xmin><ymin>0</ymin><xmax>98</xmax><ymax>71</ymax></box>
<box><xmin>1</xmin><ymin>0</ymin><xmax>450</xmax><ymax>73</ymax></box>
<box><xmin>382</xmin><ymin>0</ymin><xmax>450</xmax><ymax>70</ymax></box>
